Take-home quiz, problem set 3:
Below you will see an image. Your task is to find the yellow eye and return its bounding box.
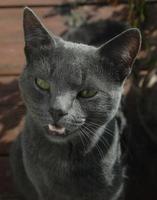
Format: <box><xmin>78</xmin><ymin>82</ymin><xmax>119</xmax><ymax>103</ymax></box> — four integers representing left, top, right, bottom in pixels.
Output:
<box><xmin>78</xmin><ymin>89</ymin><xmax>97</xmax><ymax>98</ymax></box>
<box><xmin>35</xmin><ymin>78</ymin><xmax>50</xmax><ymax>91</ymax></box>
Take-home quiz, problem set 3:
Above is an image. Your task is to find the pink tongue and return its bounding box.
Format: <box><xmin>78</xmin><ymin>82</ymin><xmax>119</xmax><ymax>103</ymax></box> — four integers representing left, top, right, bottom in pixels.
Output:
<box><xmin>48</xmin><ymin>124</ymin><xmax>65</xmax><ymax>135</ymax></box>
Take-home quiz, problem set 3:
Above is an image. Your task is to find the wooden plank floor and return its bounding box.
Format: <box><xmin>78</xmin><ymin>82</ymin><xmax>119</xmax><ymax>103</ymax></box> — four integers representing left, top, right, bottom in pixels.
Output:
<box><xmin>0</xmin><ymin>1</ymin><xmax>128</xmax><ymax>198</ymax></box>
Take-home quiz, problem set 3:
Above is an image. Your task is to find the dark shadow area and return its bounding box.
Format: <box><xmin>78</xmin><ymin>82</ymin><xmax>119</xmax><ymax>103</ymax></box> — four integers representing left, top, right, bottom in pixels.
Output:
<box><xmin>62</xmin><ymin>19</ymin><xmax>129</xmax><ymax>45</ymax></box>
<box><xmin>0</xmin><ymin>79</ymin><xmax>25</xmax><ymax>154</ymax></box>
<box><xmin>123</xmin><ymin>65</ymin><xmax>157</xmax><ymax>200</ymax></box>
<box><xmin>0</xmin><ymin>157</ymin><xmax>21</xmax><ymax>199</ymax></box>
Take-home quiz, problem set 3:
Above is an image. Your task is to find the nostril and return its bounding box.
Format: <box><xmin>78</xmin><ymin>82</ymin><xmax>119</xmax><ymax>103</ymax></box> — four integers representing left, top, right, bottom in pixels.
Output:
<box><xmin>49</xmin><ymin>108</ymin><xmax>68</xmax><ymax>122</ymax></box>
<box><xmin>58</xmin><ymin>110</ymin><xmax>68</xmax><ymax>117</ymax></box>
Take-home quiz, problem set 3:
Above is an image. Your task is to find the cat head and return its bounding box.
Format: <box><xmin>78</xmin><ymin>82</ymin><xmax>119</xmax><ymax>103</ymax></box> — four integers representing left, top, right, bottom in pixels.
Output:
<box><xmin>20</xmin><ymin>7</ymin><xmax>141</xmax><ymax>143</ymax></box>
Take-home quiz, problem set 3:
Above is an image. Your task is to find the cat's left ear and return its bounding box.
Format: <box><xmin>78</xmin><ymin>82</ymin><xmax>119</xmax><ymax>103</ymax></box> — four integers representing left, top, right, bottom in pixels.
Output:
<box><xmin>97</xmin><ymin>28</ymin><xmax>141</xmax><ymax>82</ymax></box>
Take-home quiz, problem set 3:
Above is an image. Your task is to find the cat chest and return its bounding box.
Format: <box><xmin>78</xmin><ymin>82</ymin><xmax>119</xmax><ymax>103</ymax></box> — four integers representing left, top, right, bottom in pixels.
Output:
<box><xmin>24</xmin><ymin>149</ymin><xmax>108</xmax><ymax>199</ymax></box>
<box><xmin>40</xmin><ymin>164</ymin><xmax>107</xmax><ymax>200</ymax></box>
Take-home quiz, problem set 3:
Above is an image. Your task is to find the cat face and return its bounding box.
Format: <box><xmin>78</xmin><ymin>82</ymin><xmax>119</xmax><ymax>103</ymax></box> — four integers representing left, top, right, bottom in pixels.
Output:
<box><xmin>20</xmin><ymin>8</ymin><xmax>141</xmax><ymax>142</ymax></box>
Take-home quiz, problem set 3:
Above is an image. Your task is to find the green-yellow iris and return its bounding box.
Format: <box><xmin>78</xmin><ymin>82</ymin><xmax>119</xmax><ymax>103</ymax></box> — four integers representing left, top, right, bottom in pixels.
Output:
<box><xmin>78</xmin><ymin>89</ymin><xmax>97</xmax><ymax>98</ymax></box>
<box><xmin>36</xmin><ymin>78</ymin><xmax>50</xmax><ymax>91</ymax></box>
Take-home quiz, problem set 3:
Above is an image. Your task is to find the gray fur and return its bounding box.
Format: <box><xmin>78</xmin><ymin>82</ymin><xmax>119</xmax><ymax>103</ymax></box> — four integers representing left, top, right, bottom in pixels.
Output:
<box><xmin>10</xmin><ymin>7</ymin><xmax>141</xmax><ymax>200</ymax></box>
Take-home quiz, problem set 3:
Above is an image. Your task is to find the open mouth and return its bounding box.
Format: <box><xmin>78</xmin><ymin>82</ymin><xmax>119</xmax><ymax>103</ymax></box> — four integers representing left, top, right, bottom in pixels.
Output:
<box><xmin>47</xmin><ymin>124</ymin><xmax>66</xmax><ymax>136</ymax></box>
<box><xmin>45</xmin><ymin>123</ymin><xmax>81</xmax><ymax>139</ymax></box>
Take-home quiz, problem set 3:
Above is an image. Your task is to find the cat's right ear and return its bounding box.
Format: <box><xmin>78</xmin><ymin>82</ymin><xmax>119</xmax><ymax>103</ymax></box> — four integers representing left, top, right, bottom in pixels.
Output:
<box><xmin>23</xmin><ymin>7</ymin><xmax>55</xmax><ymax>61</ymax></box>
<box><xmin>97</xmin><ymin>28</ymin><xmax>141</xmax><ymax>83</ymax></box>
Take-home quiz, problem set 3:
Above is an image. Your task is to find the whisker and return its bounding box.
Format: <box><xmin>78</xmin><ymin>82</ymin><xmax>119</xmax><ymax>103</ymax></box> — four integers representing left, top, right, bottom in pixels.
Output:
<box><xmin>86</xmin><ymin>119</ymin><xmax>115</xmax><ymax>137</ymax></box>
<box><xmin>87</xmin><ymin>124</ymin><xmax>110</xmax><ymax>151</ymax></box>
<box><xmin>83</xmin><ymin>124</ymin><xmax>106</xmax><ymax>159</ymax></box>
<box><xmin>87</xmin><ymin>121</ymin><xmax>114</xmax><ymax>139</ymax></box>
<box><xmin>80</xmin><ymin>128</ymin><xmax>90</xmax><ymax>144</ymax></box>
<box><xmin>78</xmin><ymin>131</ymin><xmax>86</xmax><ymax>151</ymax></box>
<box><xmin>96</xmin><ymin>143</ymin><xmax>104</xmax><ymax>159</ymax></box>
<box><xmin>100</xmin><ymin>136</ymin><xmax>110</xmax><ymax>150</ymax></box>
<box><xmin>82</xmin><ymin>124</ymin><xmax>95</xmax><ymax>136</ymax></box>
<box><xmin>80</xmin><ymin>127</ymin><xmax>91</xmax><ymax>140</ymax></box>
<box><xmin>86</xmin><ymin>121</ymin><xmax>102</xmax><ymax>128</ymax></box>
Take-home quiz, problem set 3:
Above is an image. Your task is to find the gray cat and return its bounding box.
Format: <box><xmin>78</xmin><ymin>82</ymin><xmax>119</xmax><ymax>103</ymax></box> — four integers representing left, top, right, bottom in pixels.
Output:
<box><xmin>10</xmin><ymin>7</ymin><xmax>141</xmax><ymax>200</ymax></box>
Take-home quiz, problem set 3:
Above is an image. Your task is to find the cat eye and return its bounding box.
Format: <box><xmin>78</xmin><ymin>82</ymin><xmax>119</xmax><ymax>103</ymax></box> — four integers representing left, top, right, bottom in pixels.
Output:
<box><xmin>78</xmin><ymin>89</ymin><xmax>97</xmax><ymax>98</ymax></box>
<box><xmin>35</xmin><ymin>78</ymin><xmax>50</xmax><ymax>91</ymax></box>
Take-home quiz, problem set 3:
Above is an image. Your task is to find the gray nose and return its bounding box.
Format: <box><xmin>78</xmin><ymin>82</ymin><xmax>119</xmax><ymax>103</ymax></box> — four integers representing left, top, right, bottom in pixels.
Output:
<box><xmin>49</xmin><ymin>108</ymin><xmax>68</xmax><ymax>123</ymax></box>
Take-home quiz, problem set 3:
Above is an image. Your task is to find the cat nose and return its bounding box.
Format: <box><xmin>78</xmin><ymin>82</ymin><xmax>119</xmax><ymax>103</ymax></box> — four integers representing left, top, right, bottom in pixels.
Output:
<box><xmin>49</xmin><ymin>108</ymin><xmax>68</xmax><ymax>123</ymax></box>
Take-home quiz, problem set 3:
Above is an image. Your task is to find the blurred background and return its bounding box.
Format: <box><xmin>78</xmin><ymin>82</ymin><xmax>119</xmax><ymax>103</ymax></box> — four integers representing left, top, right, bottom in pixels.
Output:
<box><xmin>0</xmin><ymin>0</ymin><xmax>157</xmax><ymax>199</ymax></box>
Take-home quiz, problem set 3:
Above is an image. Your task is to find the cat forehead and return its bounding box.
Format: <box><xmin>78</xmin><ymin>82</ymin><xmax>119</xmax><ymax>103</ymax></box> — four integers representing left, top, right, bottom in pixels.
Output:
<box><xmin>55</xmin><ymin>40</ymin><xmax>97</xmax><ymax>64</ymax></box>
<box><xmin>42</xmin><ymin>40</ymin><xmax>98</xmax><ymax>74</ymax></box>
<box><xmin>30</xmin><ymin>39</ymin><xmax>100</xmax><ymax>86</ymax></box>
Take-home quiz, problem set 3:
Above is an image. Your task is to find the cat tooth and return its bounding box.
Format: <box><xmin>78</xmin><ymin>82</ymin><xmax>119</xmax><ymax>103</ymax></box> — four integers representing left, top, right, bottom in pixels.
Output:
<box><xmin>48</xmin><ymin>124</ymin><xmax>55</xmax><ymax>132</ymax></box>
<box><xmin>58</xmin><ymin>127</ymin><xmax>65</xmax><ymax>135</ymax></box>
